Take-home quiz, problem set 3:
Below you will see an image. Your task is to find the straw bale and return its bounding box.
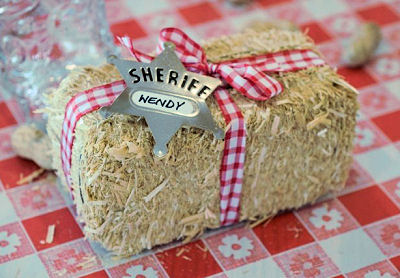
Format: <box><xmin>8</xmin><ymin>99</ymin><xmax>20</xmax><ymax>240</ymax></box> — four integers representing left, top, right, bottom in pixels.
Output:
<box><xmin>45</xmin><ymin>28</ymin><xmax>358</xmax><ymax>256</ymax></box>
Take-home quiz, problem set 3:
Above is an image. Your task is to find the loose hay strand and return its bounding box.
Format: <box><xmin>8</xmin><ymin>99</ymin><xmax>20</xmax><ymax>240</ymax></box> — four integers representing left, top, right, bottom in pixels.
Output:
<box><xmin>144</xmin><ymin>177</ymin><xmax>169</xmax><ymax>203</ymax></box>
<box><xmin>45</xmin><ymin>224</ymin><xmax>56</xmax><ymax>244</ymax></box>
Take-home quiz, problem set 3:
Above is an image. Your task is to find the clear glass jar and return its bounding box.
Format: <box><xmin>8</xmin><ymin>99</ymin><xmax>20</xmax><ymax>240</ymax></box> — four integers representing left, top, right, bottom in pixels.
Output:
<box><xmin>0</xmin><ymin>0</ymin><xmax>116</xmax><ymax>118</ymax></box>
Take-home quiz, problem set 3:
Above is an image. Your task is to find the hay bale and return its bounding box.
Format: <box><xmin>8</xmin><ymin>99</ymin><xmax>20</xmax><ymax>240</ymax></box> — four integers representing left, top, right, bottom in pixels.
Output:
<box><xmin>45</xmin><ymin>29</ymin><xmax>358</xmax><ymax>256</ymax></box>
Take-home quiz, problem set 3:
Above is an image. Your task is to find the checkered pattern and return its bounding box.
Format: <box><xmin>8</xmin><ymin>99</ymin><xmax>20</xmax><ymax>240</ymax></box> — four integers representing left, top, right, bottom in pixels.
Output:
<box><xmin>1</xmin><ymin>0</ymin><xmax>400</xmax><ymax>277</ymax></box>
<box><xmin>214</xmin><ymin>89</ymin><xmax>246</xmax><ymax>224</ymax></box>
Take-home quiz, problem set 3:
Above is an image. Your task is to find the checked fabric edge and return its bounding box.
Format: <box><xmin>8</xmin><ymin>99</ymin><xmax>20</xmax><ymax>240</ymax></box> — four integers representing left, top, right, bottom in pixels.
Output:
<box><xmin>60</xmin><ymin>80</ymin><xmax>126</xmax><ymax>192</ymax></box>
<box><xmin>214</xmin><ymin>89</ymin><xmax>246</xmax><ymax>225</ymax></box>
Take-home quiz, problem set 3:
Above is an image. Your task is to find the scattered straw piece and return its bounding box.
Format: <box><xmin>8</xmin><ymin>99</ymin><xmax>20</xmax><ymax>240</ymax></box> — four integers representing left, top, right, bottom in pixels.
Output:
<box><xmin>195</xmin><ymin>243</ymin><xmax>208</xmax><ymax>252</ymax></box>
<box><xmin>17</xmin><ymin>168</ymin><xmax>45</xmax><ymax>185</ymax></box>
<box><xmin>317</xmin><ymin>128</ymin><xmax>328</xmax><ymax>137</ymax></box>
<box><xmin>333</xmin><ymin>78</ymin><xmax>359</xmax><ymax>95</ymax></box>
<box><xmin>176</xmin><ymin>248</ymin><xmax>187</xmax><ymax>257</ymax></box>
<box><xmin>275</xmin><ymin>99</ymin><xmax>292</xmax><ymax>105</ymax></box>
<box><xmin>204</xmin><ymin>207</ymin><xmax>217</xmax><ymax>220</ymax></box>
<box><xmin>307</xmin><ymin>113</ymin><xmax>330</xmax><ymax>130</ymax></box>
<box><xmin>143</xmin><ymin>178</ymin><xmax>169</xmax><ymax>203</ymax></box>
<box><xmin>182</xmin><ymin>255</ymin><xmax>192</xmax><ymax>261</ymax></box>
<box><xmin>271</xmin><ymin>115</ymin><xmax>280</xmax><ymax>135</ymax></box>
<box><xmin>249</xmin><ymin>214</ymin><xmax>272</xmax><ymax>229</ymax></box>
<box><xmin>106</xmin><ymin>145</ymin><xmax>129</xmax><ymax>161</ymax></box>
<box><xmin>45</xmin><ymin>224</ymin><xmax>56</xmax><ymax>244</ymax></box>
<box><xmin>287</xmin><ymin>225</ymin><xmax>302</xmax><ymax>238</ymax></box>
<box><xmin>180</xmin><ymin>213</ymin><xmax>204</xmax><ymax>225</ymax></box>
<box><xmin>76</xmin><ymin>256</ymin><xmax>97</xmax><ymax>269</ymax></box>
<box><xmin>328</xmin><ymin>108</ymin><xmax>346</xmax><ymax>118</ymax></box>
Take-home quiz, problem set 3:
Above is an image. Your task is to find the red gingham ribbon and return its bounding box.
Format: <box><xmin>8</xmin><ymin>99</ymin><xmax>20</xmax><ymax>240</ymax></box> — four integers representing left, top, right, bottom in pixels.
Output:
<box><xmin>61</xmin><ymin>28</ymin><xmax>326</xmax><ymax>226</ymax></box>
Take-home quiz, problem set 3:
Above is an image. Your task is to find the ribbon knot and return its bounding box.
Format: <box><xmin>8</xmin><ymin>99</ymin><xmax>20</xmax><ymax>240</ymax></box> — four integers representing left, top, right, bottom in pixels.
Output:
<box><xmin>205</xmin><ymin>62</ymin><xmax>220</xmax><ymax>76</ymax></box>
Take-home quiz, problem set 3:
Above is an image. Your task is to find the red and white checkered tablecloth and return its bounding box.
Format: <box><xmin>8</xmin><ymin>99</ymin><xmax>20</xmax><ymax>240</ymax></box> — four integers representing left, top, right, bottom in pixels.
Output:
<box><xmin>1</xmin><ymin>0</ymin><xmax>400</xmax><ymax>277</ymax></box>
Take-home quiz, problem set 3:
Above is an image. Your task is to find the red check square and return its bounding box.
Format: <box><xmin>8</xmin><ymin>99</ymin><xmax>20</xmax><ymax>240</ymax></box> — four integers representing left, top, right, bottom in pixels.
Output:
<box><xmin>258</xmin><ymin>0</ymin><xmax>293</xmax><ymax>7</ymax></box>
<box><xmin>155</xmin><ymin>240</ymin><xmax>222</xmax><ymax>278</ymax></box>
<box><xmin>110</xmin><ymin>19</ymin><xmax>147</xmax><ymax>41</ymax></box>
<box><xmin>22</xmin><ymin>207</ymin><xmax>83</xmax><ymax>251</ymax></box>
<box><xmin>339</xmin><ymin>186</ymin><xmax>400</xmax><ymax>226</ymax></box>
<box><xmin>337</xmin><ymin>67</ymin><xmax>377</xmax><ymax>89</ymax></box>
<box><xmin>0</xmin><ymin>102</ymin><xmax>17</xmax><ymax>128</ymax></box>
<box><xmin>0</xmin><ymin>156</ymin><xmax>44</xmax><ymax>189</ymax></box>
<box><xmin>301</xmin><ymin>22</ymin><xmax>333</xmax><ymax>44</ymax></box>
<box><xmin>390</xmin><ymin>255</ymin><xmax>400</xmax><ymax>272</ymax></box>
<box><xmin>372</xmin><ymin>110</ymin><xmax>400</xmax><ymax>142</ymax></box>
<box><xmin>178</xmin><ymin>2</ymin><xmax>222</xmax><ymax>26</ymax></box>
<box><xmin>81</xmin><ymin>270</ymin><xmax>109</xmax><ymax>278</ymax></box>
<box><xmin>357</xmin><ymin>4</ymin><xmax>400</xmax><ymax>26</ymax></box>
<box><xmin>253</xmin><ymin>212</ymin><xmax>314</xmax><ymax>255</ymax></box>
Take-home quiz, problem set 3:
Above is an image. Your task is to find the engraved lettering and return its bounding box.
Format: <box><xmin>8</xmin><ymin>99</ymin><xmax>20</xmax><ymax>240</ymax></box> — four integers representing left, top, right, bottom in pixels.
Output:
<box><xmin>165</xmin><ymin>100</ymin><xmax>174</xmax><ymax>108</ymax></box>
<box><xmin>156</xmin><ymin>68</ymin><xmax>164</xmax><ymax>83</ymax></box>
<box><xmin>131</xmin><ymin>91</ymin><xmax>198</xmax><ymax>116</ymax></box>
<box><xmin>148</xmin><ymin>97</ymin><xmax>157</xmax><ymax>104</ymax></box>
<box><xmin>155</xmin><ymin>98</ymin><xmax>167</xmax><ymax>107</ymax></box>
<box><xmin>141</xmin><ymin>67</ymin><xmax>153</xmax><ymax>82</ymax></box>
<box><xmin>197</xmin><ymin>85</ymin><xmax>210</xmax><ymax>97</ymax></box>
<box><xmin>180</xmin><ymin>74</ymin><xmax>188</xmax><ymax>89</ymax></box>
<box><xmin>168</xmin><ymin>70</ymin><xmax>178</xmax><ymax>85</ymax></box>
<box><xmin>176</xmin><ymin>101</ymin><xmax>186</xmax><ymax>111</ymax></box>
<box><xmin>129</xmin><ymin>68</ymin><xmax>140</xmax><ymax>83</ymax></box>
<box><xmin>138</xmin><ymin>94</ymin><xmax>149</xmax><ymax>103</ymax></box>
<box><xmin>187</xmin><ymin>78</ymin><xmax>199</xmax><ymax>92</ymax></box>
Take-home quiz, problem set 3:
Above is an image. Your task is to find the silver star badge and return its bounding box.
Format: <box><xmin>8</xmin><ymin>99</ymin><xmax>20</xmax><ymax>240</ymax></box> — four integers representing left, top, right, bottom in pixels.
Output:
<box><xmin>101</xmin><ymin>42</ymin><xmax>224</xmax><ymax>157</ymax></box>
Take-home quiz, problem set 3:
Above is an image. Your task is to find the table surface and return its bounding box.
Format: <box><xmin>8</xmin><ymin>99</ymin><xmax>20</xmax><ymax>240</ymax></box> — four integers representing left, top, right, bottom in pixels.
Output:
<box><xmin>1</xmin><ymin>0</ymin><xmax>400</xmax><ymax>277</ymax></box>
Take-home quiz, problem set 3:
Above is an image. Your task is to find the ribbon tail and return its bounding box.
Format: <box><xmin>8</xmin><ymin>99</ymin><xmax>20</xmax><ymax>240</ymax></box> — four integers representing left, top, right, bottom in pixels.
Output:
<box><xmin>117</xmin><ymin>36</ymin><xmax>154</xmax><ymax>63</ymax></box>
<box><xmin>243</xmin><ymin>66</ymin><xmax>284</xmax><ymax>98</ymax></box>
<box><xmin>158</xmin><ymin>28</ymin><xmax>207</xmax><ymax>65</ymax></box>
<box><xmin>217</xmin><ymin>64</ymin><xmax>282</xmax><ymax>101</ymax></box>
<box><xmin>214</xmin><ymin>88</ymin><xmax>246</xmax><ymax>225</ymax></box>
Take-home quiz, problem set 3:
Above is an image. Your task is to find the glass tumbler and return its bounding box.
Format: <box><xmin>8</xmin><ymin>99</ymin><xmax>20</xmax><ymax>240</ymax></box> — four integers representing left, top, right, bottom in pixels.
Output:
<box><xmin>0</xmin><ymin>0</ymin><xmax>116</xmax><ymax>120</ymax></box>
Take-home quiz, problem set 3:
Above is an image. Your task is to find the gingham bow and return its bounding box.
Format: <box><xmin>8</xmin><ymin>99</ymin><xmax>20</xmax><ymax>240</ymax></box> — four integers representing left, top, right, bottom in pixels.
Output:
<box><xmin>61</xmin><ymin>27</ymin><xmax>326</xmax><ymax>226</ymax></box>
<box><xmin>119</xmin><ymin>28</ymin><xmax>326</xmax><ymax>100</ymax></box>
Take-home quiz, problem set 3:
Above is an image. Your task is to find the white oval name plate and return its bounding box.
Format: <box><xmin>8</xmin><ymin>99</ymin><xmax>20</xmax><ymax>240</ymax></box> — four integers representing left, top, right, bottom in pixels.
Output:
<box><xmin>131</xmin><ymin>90</ymin><xmax>198</xmax><ymax>117</ymax></box>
